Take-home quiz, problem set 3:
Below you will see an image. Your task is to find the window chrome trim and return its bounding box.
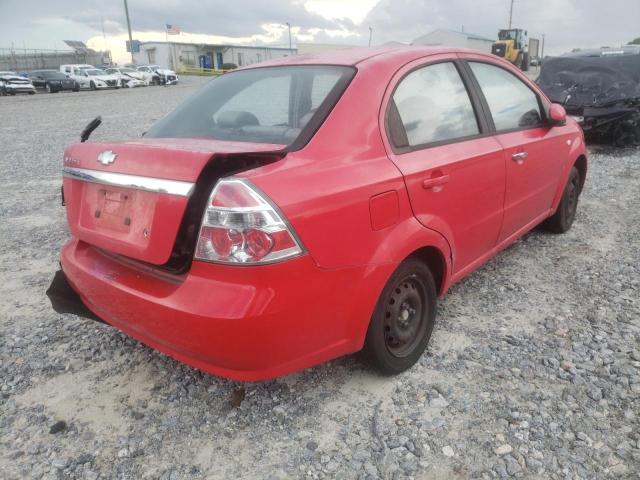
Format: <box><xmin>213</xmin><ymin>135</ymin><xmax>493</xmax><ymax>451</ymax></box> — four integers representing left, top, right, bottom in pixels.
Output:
<box><xmin>62</xmin><ymin>167</ymin><xmax>194</xmax><ymax>197</ymax></box>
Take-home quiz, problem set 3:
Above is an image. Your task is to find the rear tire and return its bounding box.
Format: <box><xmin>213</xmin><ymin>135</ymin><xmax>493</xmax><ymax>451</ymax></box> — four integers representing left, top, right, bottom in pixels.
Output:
<box><xmin>542</xmin><ymin>167</ymin><xmax>581</xmax><ymax>233</ymax></box>
<box><xmin>522</xmin><ymin>52</ymin><xmax>530</xmax><ymax>72</ymax></box>
<box><xmin>361</xmin><ymin>258</ymin><xmax>437</xmax><ymax>374</ymax></box>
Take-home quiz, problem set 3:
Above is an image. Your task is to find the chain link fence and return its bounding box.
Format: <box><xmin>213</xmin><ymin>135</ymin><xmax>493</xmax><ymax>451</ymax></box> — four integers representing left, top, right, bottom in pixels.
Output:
<box><xmin>0</xmin><ymin>48</ymin><xmax>111</xmax><ymax>72</ymax></box>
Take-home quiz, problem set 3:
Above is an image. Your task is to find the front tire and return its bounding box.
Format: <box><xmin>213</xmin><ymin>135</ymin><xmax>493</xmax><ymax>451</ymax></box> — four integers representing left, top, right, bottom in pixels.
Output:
<box><xmin>542</xmin><ymin>167</ymin><xmax>581</xmax><ymax>233</ymax></box>
<box><xmin>90</xmin><ymin>81</ymin><xmax>96</xmax><ymax>91</ymax></box>
<box><xmin>361</xmin><ymin>258</ymin><xmax>437</xmax><ymax>374</ymax></box>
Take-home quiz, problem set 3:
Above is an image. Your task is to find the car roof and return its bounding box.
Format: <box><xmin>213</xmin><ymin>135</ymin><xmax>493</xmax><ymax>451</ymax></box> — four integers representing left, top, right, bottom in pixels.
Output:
<box><xmin>251</xmin><ymin>45</ymin><xmax>482</xmax><ymax>68</ymax></box>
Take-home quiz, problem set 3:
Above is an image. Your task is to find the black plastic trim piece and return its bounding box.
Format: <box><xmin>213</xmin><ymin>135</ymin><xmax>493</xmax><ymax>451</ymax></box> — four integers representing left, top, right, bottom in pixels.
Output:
<box><xmin>46</xmin><ymin>269</ymin><xmax>104</xmax><ymax>323</ymax></box>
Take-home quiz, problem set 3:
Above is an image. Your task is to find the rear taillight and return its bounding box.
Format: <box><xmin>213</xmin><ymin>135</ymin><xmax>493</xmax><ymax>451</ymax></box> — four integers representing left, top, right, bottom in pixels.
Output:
<box><xmin>195</xmin><ymin>178</ymin><xmax>303</xmax><ymax>264</ymax></box>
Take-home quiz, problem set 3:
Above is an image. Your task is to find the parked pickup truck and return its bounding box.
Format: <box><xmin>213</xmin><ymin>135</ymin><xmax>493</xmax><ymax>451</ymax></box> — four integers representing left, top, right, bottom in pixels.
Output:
<box><xmin>59</xmin><ymin>65</ymin><xmax>120</xmax><ymax>90</ymax></box>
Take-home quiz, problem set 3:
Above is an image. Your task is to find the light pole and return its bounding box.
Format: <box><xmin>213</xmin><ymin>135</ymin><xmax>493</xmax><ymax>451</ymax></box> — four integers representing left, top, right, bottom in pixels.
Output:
<box><xmin>368</xmin><ymin>26</ymin><xmax>373</xmax><ymax>47</ymax></box>
<box><xmin>123</xmin><ymin>0</ymin><xmax>134</xmax><ymax>63</ymax></box>
<box><xmin>285</xmin><ymin>22</ymin><xmax>292</xmax><ymax>50</ymax></box>
<box><xmin>508</xmin><ymin>0</ymin><xmax>514</xmax><ymax>29</ymax></box>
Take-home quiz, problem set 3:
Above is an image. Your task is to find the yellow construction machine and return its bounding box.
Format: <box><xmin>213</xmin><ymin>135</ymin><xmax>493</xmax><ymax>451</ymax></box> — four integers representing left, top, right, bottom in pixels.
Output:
<box><xmin>491</xmin><ymin>29</ymin><xmax>530</xmax><ymax>71</ymax></box>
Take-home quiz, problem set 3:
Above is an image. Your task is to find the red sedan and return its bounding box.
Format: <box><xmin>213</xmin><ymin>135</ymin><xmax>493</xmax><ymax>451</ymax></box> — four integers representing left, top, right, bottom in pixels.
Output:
<box><xmin>50</xmin><ymin>47</ymin><xmax>587</xmax><ymax>380</ymax></box>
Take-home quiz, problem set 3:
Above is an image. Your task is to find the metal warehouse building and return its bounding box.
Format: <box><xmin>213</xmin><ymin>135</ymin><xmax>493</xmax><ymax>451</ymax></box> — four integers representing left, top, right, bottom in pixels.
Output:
<box><xmin>412</xmin><ymin>29</ymin><xmax>494</xmax><ymax>53</ymax></box>
<box><xmin>132</xmin><ymin>41</ymin><xmax>296</xmax><ymax>70</ymax></box>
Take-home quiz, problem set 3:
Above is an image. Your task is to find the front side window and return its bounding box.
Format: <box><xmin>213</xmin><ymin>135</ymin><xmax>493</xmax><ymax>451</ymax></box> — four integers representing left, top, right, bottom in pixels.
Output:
<box><xmin>469</xmin><ymin>62</ymin><xmax>542</xmax><ymax>131</ymax></box>
<box><xmin>145</xmin><ymin>65</ymin><xmax>354</xmax><ymax>147</ymax></box>
<box><xmin>391</xmin><ymin>62</ymin><xmax>479</xmax><ymax>148</ymax></box>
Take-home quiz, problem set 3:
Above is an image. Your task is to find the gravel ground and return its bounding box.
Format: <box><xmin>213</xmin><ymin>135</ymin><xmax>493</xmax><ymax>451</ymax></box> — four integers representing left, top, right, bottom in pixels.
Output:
<box><xmin>1</xmin><ymin>77</ymin><xmax>639</xmax><ymax>480</ymax></box>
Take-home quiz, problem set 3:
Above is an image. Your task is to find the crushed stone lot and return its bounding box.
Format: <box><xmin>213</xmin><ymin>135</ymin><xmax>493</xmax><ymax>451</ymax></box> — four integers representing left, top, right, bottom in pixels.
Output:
<box><xmin>1</xmin><ymin>77</ymin><xmax>639</xmax><ymax>480</ymax></box>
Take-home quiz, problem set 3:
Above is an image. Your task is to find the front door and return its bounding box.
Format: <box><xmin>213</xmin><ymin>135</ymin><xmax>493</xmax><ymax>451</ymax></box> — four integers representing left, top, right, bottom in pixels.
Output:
<box><xmin>382</xmin><ymin>59</ymin><xmax>506</xmax><ymax>275</ymax></box>
<box><xmin>464</xmin><ymin>59</ymin><xmax>568</xmax><ymax>242</ymax></box>
<box><xmin>216</xmin><ymin>52</ymin><xmax>224</xmax><ymax>69</ymax></box>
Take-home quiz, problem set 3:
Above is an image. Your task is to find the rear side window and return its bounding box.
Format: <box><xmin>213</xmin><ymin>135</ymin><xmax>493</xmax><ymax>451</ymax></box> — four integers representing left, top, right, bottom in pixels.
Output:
<box><xmin>390</xmin><ymin>62</ymin><xmax>479</xmax><ymax>148</ymax></box>
<box><xmin>146</xmin><ymin>66</ymin><xmax>354</xmax><ymax>148</ymax></box>
<box><xmin>469</xmin><ymin>62</ymin><xmax>542</xmax><ymax>130</ymax></box>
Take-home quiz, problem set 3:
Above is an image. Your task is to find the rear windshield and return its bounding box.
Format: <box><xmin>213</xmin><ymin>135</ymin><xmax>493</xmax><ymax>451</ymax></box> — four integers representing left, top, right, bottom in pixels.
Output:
<box><xmin>145</xmin><ymin>65</ymin><xmax>355</xmax><ymax>148</ymax></box>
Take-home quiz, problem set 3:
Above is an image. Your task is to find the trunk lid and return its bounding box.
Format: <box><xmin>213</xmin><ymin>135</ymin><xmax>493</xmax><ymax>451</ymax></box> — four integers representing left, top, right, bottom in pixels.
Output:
<box><xmin>63</xmin><ymin>138</ymin><xmax>284</xmax><ymax>265</ymax></box>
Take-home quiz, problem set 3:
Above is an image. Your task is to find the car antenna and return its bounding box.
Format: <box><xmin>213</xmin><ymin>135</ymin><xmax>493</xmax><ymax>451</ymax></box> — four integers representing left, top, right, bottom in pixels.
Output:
<box><xmin>80</xmin><ymin>116</ymin><xmax>102</xmax><ymax>143</ymax></box>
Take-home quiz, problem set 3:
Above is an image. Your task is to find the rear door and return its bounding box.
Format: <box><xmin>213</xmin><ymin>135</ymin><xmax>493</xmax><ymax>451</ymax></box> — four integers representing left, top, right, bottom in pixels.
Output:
<box><xmin>381</xmin><ymin>56</ymin><xmax>506</xmax><ymax>276</ymax></box>
<box><xmin>462</xmin><ymin>56</ymin><xmax>569</xmax><ymax>242</ymax></box>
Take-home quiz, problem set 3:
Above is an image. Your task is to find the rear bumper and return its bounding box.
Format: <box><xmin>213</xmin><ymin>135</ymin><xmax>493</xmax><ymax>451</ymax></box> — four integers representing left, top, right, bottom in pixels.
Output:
<box><xmin>57</xmin><ymin>239</ymin><xmax>384</xmax><ymax>381</ymax></box>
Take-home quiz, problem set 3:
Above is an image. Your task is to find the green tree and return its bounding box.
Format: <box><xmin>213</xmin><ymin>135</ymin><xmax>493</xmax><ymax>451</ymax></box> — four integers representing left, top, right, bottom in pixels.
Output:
<box><xmin>628</xmin><ymin>37</ymin><xmax>640</xmax><ymax>45</ymax></box>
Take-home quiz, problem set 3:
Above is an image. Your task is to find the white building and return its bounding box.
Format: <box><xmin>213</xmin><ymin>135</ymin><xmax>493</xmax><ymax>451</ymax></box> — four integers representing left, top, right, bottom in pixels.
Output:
<box><xmin>132</xmin><ymin>41</ymin><xmax>296</xmax><ymax>70</ymax></box>
<box><xmin>412</xmin><ymin>29</ymin><xmax>494</xmax><ymax>53</ymax></box>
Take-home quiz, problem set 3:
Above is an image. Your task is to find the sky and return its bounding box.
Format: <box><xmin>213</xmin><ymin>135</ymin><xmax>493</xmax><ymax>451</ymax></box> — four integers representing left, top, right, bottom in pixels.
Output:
<box><xmin>0</xmin><ymin>0</ymin><xmax>638</xmax><ymax>64</ymax></box>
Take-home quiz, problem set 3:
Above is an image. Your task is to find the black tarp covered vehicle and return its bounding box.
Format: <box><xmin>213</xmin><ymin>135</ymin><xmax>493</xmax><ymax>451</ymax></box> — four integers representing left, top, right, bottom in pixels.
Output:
<box><xmin>537</xmin><ymin>47</ymin><xmax>640</xmax><ymax>146</ymax></box>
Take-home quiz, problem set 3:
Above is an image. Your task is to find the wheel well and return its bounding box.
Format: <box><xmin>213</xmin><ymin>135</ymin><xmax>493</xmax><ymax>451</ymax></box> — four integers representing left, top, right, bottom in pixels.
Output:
<box><xmin>409</xmin><ymin>246</ymin><xmax>447</xmax><ymax>296</ymax></box>
<box><xmin>574</xmin><ymin>155</ymin><xmax>587</xmax><ymax>193</ymax></box>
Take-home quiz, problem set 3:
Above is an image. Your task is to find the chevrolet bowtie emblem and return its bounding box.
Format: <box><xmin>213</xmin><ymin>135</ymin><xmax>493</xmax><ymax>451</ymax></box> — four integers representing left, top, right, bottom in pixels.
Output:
<box><xmin>97</xmin><ymin>150</ymin><xmax>117</xmax><ymax>165</ymax></box>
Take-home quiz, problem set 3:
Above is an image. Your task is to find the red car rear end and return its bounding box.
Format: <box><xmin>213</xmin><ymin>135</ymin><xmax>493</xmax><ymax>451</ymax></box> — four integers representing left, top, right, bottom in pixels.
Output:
<box><xmin>50</xmin><ymin>47</ymin><xmax>586</xmax><ymax>380</ymax></box>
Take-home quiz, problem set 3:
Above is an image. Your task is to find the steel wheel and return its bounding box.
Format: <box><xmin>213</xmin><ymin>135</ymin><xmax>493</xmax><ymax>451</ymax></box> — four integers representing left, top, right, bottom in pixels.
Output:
<box><xmin>564</xmin><ymin>171</ymin><xmax>579</xmax><ymax>226</ymax></box>
<box><xmin>542</xmin><ymin>166</ymin><xmax>581</xmax><ymax>233</ymax></box>
<box><xmin>383</xmin><ymin>275</ymin><xmax>427</xmax><ymax>358</ymax></box>
<box><xmin>361</xmin><ymin>258</ymin><xmax>437</xmax><ymax>374</ymax></box>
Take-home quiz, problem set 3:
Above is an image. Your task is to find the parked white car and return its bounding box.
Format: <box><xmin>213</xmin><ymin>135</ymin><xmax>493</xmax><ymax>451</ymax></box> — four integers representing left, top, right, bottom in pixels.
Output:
<box><xmin>0</xmin><ymin>71</ymin><xmax>36</xmax><ymax>95</ymax></box>
<box><xmin>137</xmin><ymin>65</ymin><xmax>179</xmax><ymax>85</ymax></box>
<box><xmin>60</xmin><ymin>65</ymin><xmax>119</xmax><ymax>90</ymax></box>
<box><xmin>104</xmin><ymin>67</ymin><xmax>148</xmax><ymax>88</ymax></box>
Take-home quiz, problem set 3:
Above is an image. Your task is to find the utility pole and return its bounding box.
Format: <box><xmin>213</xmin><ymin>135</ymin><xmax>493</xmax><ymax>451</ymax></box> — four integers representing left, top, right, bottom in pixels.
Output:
<box><xmin>508</xmin><ymin>0</ymin><xmax>514</xmax><ymax>29</ymax></box>
<box><xmin>368</xmin><ymin>26</ymin><xmax>373</xmax><ymax>47</ymax></box>
<box><xmin>123</xmin><ymin>0</ymin><xmax>134</xmax><ymax>63</ymax></box>
<box><xmin>541</xmin><ymin>33</ymin><xmax>545</xmax><ymax>62</ymax></box>
<box><xmin>286</xmin><ymin>22</ymin><xmax>292</xmax><ymax>50</ymax></box>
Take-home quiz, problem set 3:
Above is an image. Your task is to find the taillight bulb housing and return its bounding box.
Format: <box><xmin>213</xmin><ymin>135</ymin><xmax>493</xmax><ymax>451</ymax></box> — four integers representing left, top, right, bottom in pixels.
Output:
<box><xmin>195</xmin><ymin>178</ymin><xmax>304</xmax><ymax>264</ymax></box>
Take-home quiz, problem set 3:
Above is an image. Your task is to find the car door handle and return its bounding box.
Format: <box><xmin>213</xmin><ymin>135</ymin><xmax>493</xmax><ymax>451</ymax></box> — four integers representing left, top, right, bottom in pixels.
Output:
<box><xmin>422</xmin><ymin>175</ymin><xmax>450</xmax><ymax>190</ymax></box>
<box><xmin>511</xmin><ymin>152</ymin><xmax>528</xmax><ymax>164</ymax></box>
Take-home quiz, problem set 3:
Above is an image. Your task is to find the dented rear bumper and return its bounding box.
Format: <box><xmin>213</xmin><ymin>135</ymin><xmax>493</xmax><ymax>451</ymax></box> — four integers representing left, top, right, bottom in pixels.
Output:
<box><xmin>52</xmin><ymin>238</ymin><xmax>383</xmax><ymax>381</ymax></box>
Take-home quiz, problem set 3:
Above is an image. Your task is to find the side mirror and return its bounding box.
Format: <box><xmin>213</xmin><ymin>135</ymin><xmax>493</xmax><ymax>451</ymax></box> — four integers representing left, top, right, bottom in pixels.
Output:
<box><xmin>548</xmin><ymin>103</ymin><xmax>567</xmax><ymax>126</ymax></box>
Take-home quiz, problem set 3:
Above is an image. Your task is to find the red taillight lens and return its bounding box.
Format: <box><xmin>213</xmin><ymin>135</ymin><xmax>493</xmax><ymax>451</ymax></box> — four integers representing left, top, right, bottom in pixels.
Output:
<box><xmin>195</xmin><ymin>178</ymin><xmax>303</xmax><ymax>264</ymax></box>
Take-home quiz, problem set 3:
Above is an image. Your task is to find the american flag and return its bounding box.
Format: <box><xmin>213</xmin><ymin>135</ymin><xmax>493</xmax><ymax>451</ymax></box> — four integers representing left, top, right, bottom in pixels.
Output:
<box><xmin>166</xmin><ymin>24</ymin><xmax>180</xmax><ymax>35</ymax></box>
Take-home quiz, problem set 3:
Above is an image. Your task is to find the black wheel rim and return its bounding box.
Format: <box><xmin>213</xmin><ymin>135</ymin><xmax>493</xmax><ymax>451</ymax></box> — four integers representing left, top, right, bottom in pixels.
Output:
<box><xmin>383</xmin><ymin>275</ymin><xmax>427</xmax><ymax>358</ymax></box>
<box><xmin>565</xmin><ymin>175</ymin><xmax>579</xmax><ymax>225</ymax></box>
